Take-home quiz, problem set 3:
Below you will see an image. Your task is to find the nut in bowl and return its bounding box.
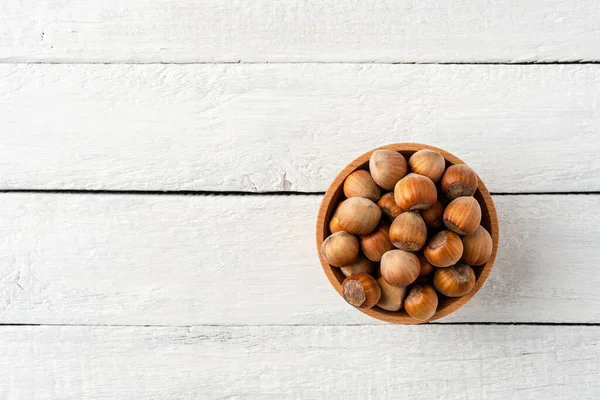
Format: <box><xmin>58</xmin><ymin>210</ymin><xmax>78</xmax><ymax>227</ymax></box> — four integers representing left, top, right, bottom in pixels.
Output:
<box><xmin>316</xmin><ymin>143</ymin><xmax>499</xmax><ymax>324</ymax></box>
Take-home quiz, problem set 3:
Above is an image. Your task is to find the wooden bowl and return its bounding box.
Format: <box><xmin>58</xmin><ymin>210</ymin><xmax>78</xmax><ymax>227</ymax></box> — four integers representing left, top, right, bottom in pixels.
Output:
<box><xmin>316</xmin><ymin>143</ymin><xmax>499</xmax><ymax>324</ymax></box>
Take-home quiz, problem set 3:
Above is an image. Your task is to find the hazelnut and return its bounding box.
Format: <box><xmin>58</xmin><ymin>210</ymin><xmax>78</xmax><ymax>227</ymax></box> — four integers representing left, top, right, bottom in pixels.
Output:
<box><xmin>443</xmin><ymin>197</ymin><xmax>482</xmax><ymax>236</ymax></box>
<box><xmin>460</xmin><ymin>225</ymin><xmax>493</xmax><ymax>266</ymax></box>
<box><xmin>342</xmin><ymin>274</ymin><xmax>381</xmax><ymax>309</ymax></box>
<box><xmin>360</xmin><ymin>224</ymin><xmax>394</xmax><ymax>262</ymax></box>
<box><xmin>433</xmin><ymin>263</ymin><xmax>476</xmax><ymax>297</ymax></box>
<box><xmin>404</xmin><ymin>284</ymin><xmax>438</xmax><ymax>321</ymax></box>
<box><xmin>394</xmin><ymin>173</ymin><xmax>437</xmax><ymax>211</ymax></box>
<box><xmin>417</xmin><ymin>253</ymin><xmax>434</xmax><ymax>276</ymax></box>
<box><xmin>380</xmin><ymin>249</ymin><xmax>420</xmax><ymax>288</ymax></box>
<box><xmin>389</xmin><ymin>211</ymin><xmax>427</xmax><ymax>252</ymax></box>
<box><xmin>343</xmin><ymin>170</ymin><xmax>381</xmax><ymax>202</ymax></box>
<box><xmin>377</xmin><ymin>192</ymin><xmax>403</xmax><ymax>220</ymax></box>
<box><xmin>376</xmin><ymin>277</ymin><xmax>407</xmax><ymax>311</ymax></box>
<box><xmin>369</xmin><ymin>150</ymin><xmax>408</xmax><ymax>191</ymax></box>
<box><xmin>441</xmin><ymin>164</ymin><xmax>478</xmax><ymax>200</ymax></box>
<box><xmin>420</xmin><ymin>199</ymin><xmax>444</xmax><ymax>230</ymax></box>
<box><xmin>340</xmin><ymin>255</ymin><xmax>375</xmax><ymax>277</ymax></box>
<box><xmin>329</xmin><ymin>212</ymin><xmax>342</xmax><ymax>233</ymax></box>
<box><xmin>408</xmin><ymin>149</ymin><xmax>446</xmax><ymax>183</ymax></box>
<box><xmin>424</xmin><ymin>230</ymin><xmax>464</xmax><ymax>267</ymax></box>
<box><xmin>336</xmin><ymin>197</ymin><xmax>382</xmax><ymax>235</ymax></box>
<box><xmin>320</xmin><ymin>231</ymin><xmax>359</xmax><ymax>267</ymax></box>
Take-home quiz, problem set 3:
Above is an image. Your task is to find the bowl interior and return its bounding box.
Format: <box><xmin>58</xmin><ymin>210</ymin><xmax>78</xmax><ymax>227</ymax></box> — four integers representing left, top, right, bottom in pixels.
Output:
<box><xmin>316</xmin><ymin>143</ymin><xmax>499</xmax><ymax>324</ymax></box>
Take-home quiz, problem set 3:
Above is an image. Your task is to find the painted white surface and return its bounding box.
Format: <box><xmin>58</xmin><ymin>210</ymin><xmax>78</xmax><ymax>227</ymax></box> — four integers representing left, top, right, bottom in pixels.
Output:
<box><xmin>0</xmin><ymin>193</ymin><xmax>597</xmax><ymax>325</ymax></box>
<box><xmin>1</xmin><ymin>64</ymin><xmax>599</xmax><ymax>192</ymax></box>
<box><xmin>4</xmin><ymin>2</ymin><xmax>600</xmax><ymax>397</ymax></box>
<box><xmin>1</xmin><ymin>325</ymin><xmax>599</xmax><ymax>399</ymax></box>
<box><xmin>2</xmin><ymin>0</ymin><xmax>600</xmax><ymax>63</ymax></box>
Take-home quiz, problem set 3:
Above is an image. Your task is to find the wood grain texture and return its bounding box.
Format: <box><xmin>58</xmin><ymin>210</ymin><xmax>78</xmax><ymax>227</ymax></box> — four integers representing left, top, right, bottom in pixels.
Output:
<box><xmin>2</xmin><ymin>0</ymin><xmax>600</xmax><ymax>63</ymax></box>
<box><xmin>1</xmin><ymin>325</ymin><xmax>599</xmax><ymax>399</ymax></box>
<box><xmin>316</xmin><ymin>143</ymin><xmax>499</xmax><ymax>324</ymax></box>
<box><xmin>0</xmin><ymin>193</ymin><xmax>599</xmax><ymax>325</ymax></box>
<box><xmin>1</xmin><ymin>64</ymin><xmax>600</xmax><ymax>192</ymax></box>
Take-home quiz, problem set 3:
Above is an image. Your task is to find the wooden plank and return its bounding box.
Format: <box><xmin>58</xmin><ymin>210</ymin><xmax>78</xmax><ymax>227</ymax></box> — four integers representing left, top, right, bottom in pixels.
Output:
<box><xmin>2</xmin><ymin>0</ymin><xmax>600</xmax><ymax>63</ymax></box>
<box><xmin>1</xmin><ymin>64</ymin><xmax>599</xmax><ymax>192</ymax></box>
<box><xmin>0</xmin><ymin>193</ymin><xmax>599</xmax><ymax>325</ymax></box>
<box><xmin>1</xmin><ymin>325</ymin><xmax>599</xmax><ymax>399</ymax></box>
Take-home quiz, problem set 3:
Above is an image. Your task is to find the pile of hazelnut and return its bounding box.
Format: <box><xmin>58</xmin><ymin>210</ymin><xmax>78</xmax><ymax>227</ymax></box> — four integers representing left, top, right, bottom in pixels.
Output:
<box><xmin>321</xmin><ymin>149</ymin><xmax>493</xmax><ymax>321</ymax></box>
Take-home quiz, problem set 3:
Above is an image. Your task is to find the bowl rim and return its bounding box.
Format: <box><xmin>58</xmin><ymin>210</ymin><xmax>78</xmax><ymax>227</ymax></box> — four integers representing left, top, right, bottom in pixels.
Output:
<box><xmin>316</xmin><ymin>143</ymin><xmax>499</xmax><ymax>324</ymax></box>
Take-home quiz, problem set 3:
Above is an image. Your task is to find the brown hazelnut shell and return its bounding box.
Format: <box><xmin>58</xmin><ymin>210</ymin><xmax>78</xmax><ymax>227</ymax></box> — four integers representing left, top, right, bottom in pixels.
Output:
<box><xmin>376</xmin><ymin>277</ymin><xmax>407</xmax><ymax>311</ymax></box>
<box><xmin>460</xmin><ymin>225</ymin><xmax>493</xmax><ymax>266</ymax></box>
<box><xmin>433</xmin><ymin>263</ymin><xmax>476</xmax><ymax>297</ymax></box>
<box><xmin>389</xmin><ymin>211</ymin><xmax>427</xmax><ymax>252</ymax></box>
<box><xmin>404</xmin><ymin>284</ymin><xmax>438</xmax><ymax>321</ymax></box>
<box><xmin>340</xmin><ymin>255</ymin><xmax>375</xmax><ymax>277</ymax></box>
<box><xmin>443</xmin><ymin>197</ymin><xmax>482</xmax><ymax>236</ymax></box>
<box><xmin>420</xmin><ymin>199</ymin><xmax>444</xmax><ymax>230</ymax></box>
<box><xmin>394</xmin><ymin>173</ymin><xmax>437</xmax><ymax>212</ymax></box>
<box><xmin>321</xmin><ymin>231</ymin><xmax>360</xmax><ymax>267</ymax></box>
<box><xmin>441</xmin><ymin>164</ymin><xmax>478</xmax><ymax>200</ymax></box>
<box><xmin>380</xmin><ymin>249</ymin><xmax>421</xmax><ymax>288</ymax></box>
<box><xmin>343</xmin><ymin>170</ymin><xmax>381</xmax><ymax>202</ymax></box>
<box><xmin>342</xmin><ymin>274</ymin><xmax>381</xmax><ymax>309</ymax></box>
<box><xmin>329</xmin><ymin>212</ymin><xmax>343</xmax><ymax>233</ymax></box>
<box><xmin>360</xmin><ymin>224</ymin><xmax>394</xmax><ymax>262</ymax></box>
<box><xmin>369</xmin><ymin>150</ymin><xmax>408</xmax><ymax>191</ymax></box>
<box><xmin>336</xmin><ymin>197</ymin><xmax>382</xmax><ymax>235</ymax></box>
<box><xmin>417</xmin><ymin>252</ymin><xmax>435</xmax><ymax>276</ymax></box>
<box><xmin>377</xmin><ymin>192</ymin><xmax>403</xmax><ymax>220</ymax></box>
<box><xmin>408</xmin><ymin>149</ymin><xmax>446</xmax><ymax>183</ymax></box>
<box><xmin>424</xmin><ymin>230</ymin><xmax>464</xmax><ymax>267</ymax></box>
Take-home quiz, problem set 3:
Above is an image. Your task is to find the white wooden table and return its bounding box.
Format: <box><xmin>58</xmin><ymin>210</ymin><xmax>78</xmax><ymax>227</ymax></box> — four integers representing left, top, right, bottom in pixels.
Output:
<box><xmin>1</xmin><ymin>1</ymin><xmax>600</xmax><ymax>399</ymax></box>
